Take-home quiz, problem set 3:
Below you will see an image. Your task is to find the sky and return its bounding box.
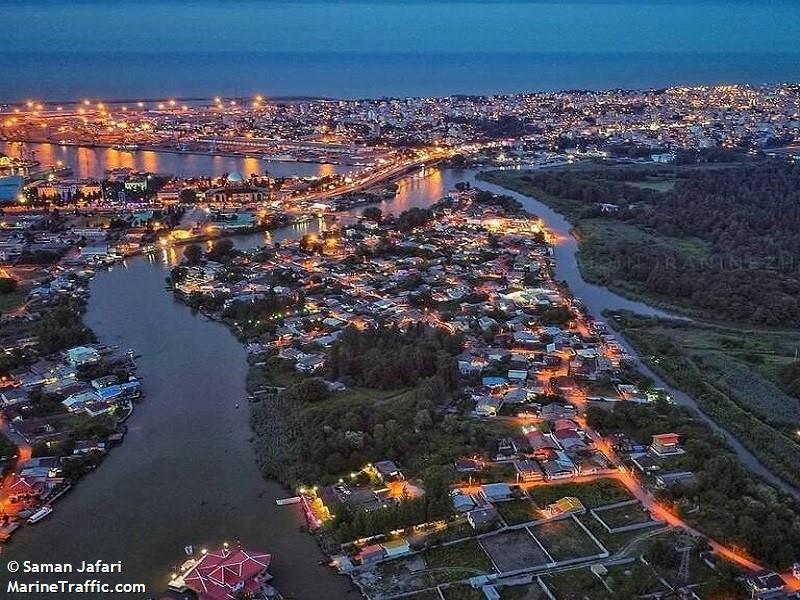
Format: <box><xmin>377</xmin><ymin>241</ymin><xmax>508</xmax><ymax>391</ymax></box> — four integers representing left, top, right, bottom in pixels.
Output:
<box><xmin>3</xmin><ymin>1</ymin><xmax>800</xmax><ymax>55</ymax></box>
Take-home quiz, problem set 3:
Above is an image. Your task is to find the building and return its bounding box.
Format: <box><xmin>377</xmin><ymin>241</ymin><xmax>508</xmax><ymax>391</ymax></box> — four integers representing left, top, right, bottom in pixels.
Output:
<box><xmin>545</xmin><ymin>496</ymin><xmax>585</xmax><ymax>518</ymax></box>
<box><xmin>650</xmin><ymin>433</ymin><xmax>683</xmax><ymax>457</ymax></box>
<box><xmin>381</xmin><ymin>538</ymin><xmax>411</xmax><ymax>558</ymax></box>
<box><xmin>169</xmin><ymin>546</ymin><xmax>272</xmax><ymax>600</ymax></box>
<box><xmin>743</xmin><ymin>570</ymin><xmax>786</xmax><ymax>599</ymax></box>
<box><xmin>467</xmin><ymin>506</ymin><xmax>499</xmax><ymax>530</ymax></box>
<box><xmin>479</xmin><ymin>482</ymin><xmax>514</xmax><ymax>503</ymax></box>
<box><xmin>0</xmin><ymin>175</ymin><xmax>23</xmax><ymax>203</ymax></box>
<box><xmin>514</xmin><ymin>459</ymin><xmax>544</xmax><ymax>483</ymax></box>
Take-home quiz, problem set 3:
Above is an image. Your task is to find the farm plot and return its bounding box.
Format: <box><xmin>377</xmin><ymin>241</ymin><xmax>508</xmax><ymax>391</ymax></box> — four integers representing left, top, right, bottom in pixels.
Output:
<box><xmin>592</xmin><ymin>501</ymin><xmax>660</xmax><ymax>532</ymax></box>
<box><xmin>530</xmin><ymin>517</ymin><xmax>607</xmax><ymax>563</ymax></box>
<box><xmin>496</xmin><ymin>498</ymin><xmax>539</xmax><ymax>525</ymax></box>
<box><xmin>480</xmin><ymin>529</ymin><xmax>552</xmax><ymax>573</ymax></box>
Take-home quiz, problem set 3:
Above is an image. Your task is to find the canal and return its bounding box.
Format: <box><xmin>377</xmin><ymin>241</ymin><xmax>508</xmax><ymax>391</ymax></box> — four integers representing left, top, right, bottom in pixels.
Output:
<box><xmin>0</xmin><ymin>141</ymin><xmax>353</xmax><ymax>180</ymax></box>
<box><xmin>5</xmin><ymin>162</ymin><xmax>796</xmax><ymax>598</ymax></box>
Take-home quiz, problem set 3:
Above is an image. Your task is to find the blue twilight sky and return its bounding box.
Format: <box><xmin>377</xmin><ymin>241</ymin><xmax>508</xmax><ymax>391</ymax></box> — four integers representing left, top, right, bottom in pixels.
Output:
<box><xmin>3</xmin><ymin>1</ymin><xmax>800</xmax><ymax>55</ymax></box>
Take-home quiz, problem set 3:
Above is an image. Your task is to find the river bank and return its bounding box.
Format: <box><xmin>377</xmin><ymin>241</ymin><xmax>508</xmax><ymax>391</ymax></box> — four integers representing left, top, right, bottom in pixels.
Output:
<box><xmin>472</xmin><ymin>169</ymin><xmax>800</xmax><ymax>499</ymax></box>
<box><xmin>4</xmin><ymin>234</ymin><xmax>357</xmax><ymax>599</ymax></box>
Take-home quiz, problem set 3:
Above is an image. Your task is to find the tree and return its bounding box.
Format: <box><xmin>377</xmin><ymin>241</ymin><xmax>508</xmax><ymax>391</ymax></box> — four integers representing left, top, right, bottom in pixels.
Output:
<box><xmin>362</xmin><ymin>206</ymin><xmax>383</xmax><ymax>222</ymax></box>
<box><xmin>179</xmin><ymin>189</ymin><xmax>198</xmax><ymax>204</ymax></box>
<box><xmin>0</xmin><ymin>277</ymin><xmax>18</xmax><ymax>294</ymax></box>
<box><xmin>183</xmin><ymin>244</ymin><xmax>203</xmax><ymax>266</ymax></box>
<box><xmin>206</xmin><ymin>238</ymin><xmax>235</xmax><ymax>262</ymax></box>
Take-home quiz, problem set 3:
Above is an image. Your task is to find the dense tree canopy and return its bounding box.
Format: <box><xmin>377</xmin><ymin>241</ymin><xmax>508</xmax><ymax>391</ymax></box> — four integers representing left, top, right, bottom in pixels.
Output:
<box><xmin>514</xmin><ymin>161</ymin><xmax>800</xmax><ymax>325</ymax></box>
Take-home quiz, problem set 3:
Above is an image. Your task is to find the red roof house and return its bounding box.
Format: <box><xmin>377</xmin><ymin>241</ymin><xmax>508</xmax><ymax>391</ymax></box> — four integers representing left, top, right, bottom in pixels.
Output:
<box><xmin>180</xmin><ymin>546</ymin><xmax>272</xmax><ymax>600</ymax></box>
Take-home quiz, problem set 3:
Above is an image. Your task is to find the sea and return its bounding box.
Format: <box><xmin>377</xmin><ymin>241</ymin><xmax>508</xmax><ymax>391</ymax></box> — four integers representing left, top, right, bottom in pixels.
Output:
<box><xmin>1</xmin><ymin>0</ymin><xmax>799</xmax><ymax>101</ymax></box>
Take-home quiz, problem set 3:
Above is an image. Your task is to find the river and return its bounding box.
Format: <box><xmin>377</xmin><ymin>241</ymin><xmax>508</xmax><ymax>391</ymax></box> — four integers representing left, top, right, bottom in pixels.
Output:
<box><xmin>5</xmin><ymin>163</ymin><xmax>796</xmax><ymax>598</ymax></box>
<box><xmin>0</xmin><ymin>141</ymin><xmax>352</xmax><ymax>180</ymax></box>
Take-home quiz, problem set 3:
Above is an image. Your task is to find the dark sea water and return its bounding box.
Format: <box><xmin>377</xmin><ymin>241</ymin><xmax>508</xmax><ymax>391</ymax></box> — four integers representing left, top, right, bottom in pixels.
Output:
<box><xmin>2</xmin><ymin>1</ymin><xmax>799</xmax><ymax>100</ymax></box>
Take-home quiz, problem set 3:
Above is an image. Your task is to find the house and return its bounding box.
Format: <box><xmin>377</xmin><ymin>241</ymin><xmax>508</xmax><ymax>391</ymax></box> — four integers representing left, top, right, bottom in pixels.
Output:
<box><xmin>514</xmin><ymin>460</ymin><xmax>544</xmax><ymax>483</ymax></box>
<box><xmin>743</xmin><ymin>570</ymin><xmax>786</xmax><ymax>599</ymax></box>
<box><xmin>65</xmin><ymin>346</ymin><xmax>100</xmax><ymax>367</ymax></box>
<box><xmin>454</xmin><ymin>458</ymin><xmax>484</xmax><ymax>474</ymax></box>
<box><xmin>495</xmin><ymin>437</ymin><xmax>517</xmax><ymax>461</ymax></box>
<box><xmin>631</xmin><ymin>453</ymin><xmax>661</xmax><ymax>474</ymax></box>
<box><xmin>467</xmin><ymin>506</ymin><xmax>499</xmax><ymax>530</ymax></box>
<box><xmin>541</xmin><ymin>452</ymin><xmax>577</xmax><ymax>480</ymax></box>
<box><xmin>655</xmin><ymin>471</ymin><xmax>697</xmax><ymax>489</ymax></box>
<box><xmin>451</xmin><ymin>490</ymin><xmax>476</xmax><ymax>513</ymax></box>
<box><xmin>295</xmin><ymin>354</ymin><xmax>325</xmax><ymax>373</ymax></box>
<box><xmin>475</xmin><ymin>395</ymin><xmax>502</xmax><ymax>417</ymax></box>
<box><xmin>545</xmin><ymin>496</ymin><xmax>585</xmax><ymax>518</ymax></box>
<box><xmin>522</xmin><ymin>430</ymin><xmax>559</xmax><ymax>461</ymax></box>
<box><xmin>62</xmin><ymin>390</ymin><xmax>102</xmax><ymax>412</ymax></box>
<box><xmin>650</xmin><ymin>433</ymin><xmax>683</xmax><ymax>457</ymax></box>
<box><xmin>171</xmin><ymin>546</ymin><xmax>272</xmax><ymax>600</ymax></box>
<box><xmin>479</xmin><ymin>483</ymin><xmax>514</xmax><ymax>503</ymax></box>
<box><xmin>381</xmin><ymin>539</ymin><xmax>411</xmax><ymax>558</ymax></box>
<box><xmin>356</xmin><ymin>544</ymin><xmax>386</xmax><ymax>565</ymax></box>
<box><xmin>374</xmin><ymin>460</ymin><xmax>403</xmax><ymax>481</ymax></box>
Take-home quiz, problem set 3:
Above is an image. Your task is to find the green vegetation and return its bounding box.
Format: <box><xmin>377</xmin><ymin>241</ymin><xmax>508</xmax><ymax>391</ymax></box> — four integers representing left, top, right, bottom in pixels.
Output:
<box><xmin>442</xmin><ymin>584</ymin><xmax>485</xmax><ymax>600</ymax></box>
<box><xmin>541</xmin><ymin>567</ymin><xmax>614</xmax><ymax>599</ymax></box>
<box><xmin>424</xmin><ymin>539</ymin><xmax>494</xmax><ymax>574</ymax></box>
<box><xmin>34</xmin><ymin>301</ymin><xmax>95</xmax><ymax>354</ymax></box>
<box><xmin>499</xmin><ymin>582</ymin><xmax>549</xmax><ymax>600</ymax></box>
<box><xmin>593</xmin><ymin>502</ymin><xmax>653</xmax><ymax>530</ymax></box>
<box><xmin>0</xmin><ymin>282</ymin><xmax>24</xmax><ymax>314</ymax></box>
<box><xmin>0</xmin><ymin>431</ymin><xmax>18</xmax><ymax>461</ymax></box>
<box><xmin>587</xmin><ymin>400</ymin><xmax>800</xmax><ymax>569</ymax></box>
<box><xmin>531</xmin><ymin>518</ymin><xmax>604</xmax><ymax>561</ymax></box>
<box><xmin>495</xmin><ymin>498</ymin><xmax>538</xmax><ymax>525</ymax></box>
<box><xmin>480</xmin><ymin>161</ymin><xmax>800</xmax><ymax>326</ymax></box>
<box><xmin>326</xmin><ymin>325</ymin><xmax>462</xmax><ymax>390</ymax></box>
<box><xmin>576</xmin><ymin>513</ymin><xmax>662</xmax><ymax>554</ymax></box>
<box><xmin>612</xmin><ymin>312</ymin><xmax>800</xmax><ymax>489</ymax></box>
<box><xmin>527</xmin><ymin>479</ymin><xmax>631</xmax><ymax>509</ymax></box>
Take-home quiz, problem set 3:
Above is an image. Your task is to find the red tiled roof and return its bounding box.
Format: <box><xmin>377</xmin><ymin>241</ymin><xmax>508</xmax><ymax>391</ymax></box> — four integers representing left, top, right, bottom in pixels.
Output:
<box><xmin>182</xmin><ymin>547</ymin><xmax>271</xmax><ymax>600</ymax></box>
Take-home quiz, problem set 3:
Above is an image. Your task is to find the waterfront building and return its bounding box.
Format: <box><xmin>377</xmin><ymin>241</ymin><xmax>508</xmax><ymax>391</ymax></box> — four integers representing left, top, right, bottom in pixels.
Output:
<box><xmin>167</xmin><ymin>546</ymin><xmax>273</xmax><ymax>600</ymax></box>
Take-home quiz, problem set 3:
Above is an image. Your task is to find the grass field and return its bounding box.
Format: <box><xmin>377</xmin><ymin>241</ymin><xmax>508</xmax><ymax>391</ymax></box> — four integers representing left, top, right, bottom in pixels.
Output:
<box><xmin>499</xmin><ymin>581</ymin><xmax>550</xmax><ymax>600</ymax></box>
<box><xmin>541</xmin><ymin>567</ymin><xmax>614</xmax><ymax>599</ymax></box>
<box><xmin>531</xmin><ymin>517</ymin><xmax>605</xmax><ymax>562</ymax></box>
<box><xmin>495</xmin><ymin>498</ymin><xmax>539</xmax><ymax>525</ymax></box>
<box><xmin>527</xmin><ymin>478</ymin><xmax>631</xmax><ymax>509</ymax></box>
<box><xmin>480</xmin><ymin>529</ymin><xmax>551</xmax><ymax>572</ymax></box>
<box><xmin>613</xmin><ymin>312</ymin><xmax>800</xmax><ymax>489</ymax></box>
<box><xmin>442</xmin><ymin>584</ymin><xmax>485</xmax><ymax>600</ymax></box>
<box><xmin>0</xmin><ymin>289</ymin><xmax>25</xmax><ymax>314</ymax></box>
<box><xmin>576</xmin><ymin>513</ymin><xmax>664</xmax><ymax>554</ymax></box>
<box><xmin>424</xmin><ymin>540</ymin><xmax>494</xmax><ymax>574</ymax></box>
<box><xmin>593</xmin><ymin>502</ymin><xmax>654</xmax><ymax>530</ymax></box>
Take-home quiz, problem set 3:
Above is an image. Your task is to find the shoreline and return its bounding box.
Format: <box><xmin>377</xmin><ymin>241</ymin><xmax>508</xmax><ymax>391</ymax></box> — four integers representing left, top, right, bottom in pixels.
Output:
<box><xmin>474</xmin><ymin>170</ymin><xmax>800</xmax><ymax>499</ymax></box>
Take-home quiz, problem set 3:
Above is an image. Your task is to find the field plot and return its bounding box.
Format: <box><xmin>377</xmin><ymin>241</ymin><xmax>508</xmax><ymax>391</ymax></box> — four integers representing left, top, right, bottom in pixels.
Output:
<box><xmin>499</xmin><ymin>581</ymin><xmax>551</xmax><ymax>600</ymax></box>
<box><xmin>424</xmin><ymin>539</ymin><xmax>495</xmax><ymax>574</ymax></box>
<box><xmin>353</xmin><ymin>544</ymin><xmax>493</xmax><ymax>600</ymax></box>
<box><xmin>480</xmin><ymin>529</ymin><xmax>551</xmax><ymax>572</ymax></box>
<box><xmin>531</xmin><ymin>517</ymin><xmax>606</xmax><ymax>562</ymax></box>
<box><xmin>441</xmin><ymin>583</ymin><xmax>485</xmax><ymax>600</ymax></box>
<box><xmin>541</xmin><ymin>567</ymin><xmax>614</xmax><ymax>600</ymax></box>
<box><xmin>592</xmin><ymin>501</ymin><xmax>659</xmax><ymax>532</ymax></box>
<box><xmin>527</xmin><ymin>479</ymin><xmax>630</xmax><ymax>509</ymax></box>
<box><xmin>496</xmin><ymin>498</ymin><xmax>539</xmax><ymax>525</ymax></box>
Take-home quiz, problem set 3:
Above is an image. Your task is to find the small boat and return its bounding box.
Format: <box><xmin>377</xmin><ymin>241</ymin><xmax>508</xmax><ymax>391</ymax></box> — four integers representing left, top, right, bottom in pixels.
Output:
<box><xmin>27</xmin><ymin>506</ymin><xmax>53</xmax><ymax>524</ymax></box>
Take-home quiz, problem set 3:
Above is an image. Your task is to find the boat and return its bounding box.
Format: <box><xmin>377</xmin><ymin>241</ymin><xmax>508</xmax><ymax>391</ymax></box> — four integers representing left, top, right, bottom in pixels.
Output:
<box><xmin>27</xmin><ymin>506</ymin><xmax>53</xmax><ymax>524</ymax></box>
